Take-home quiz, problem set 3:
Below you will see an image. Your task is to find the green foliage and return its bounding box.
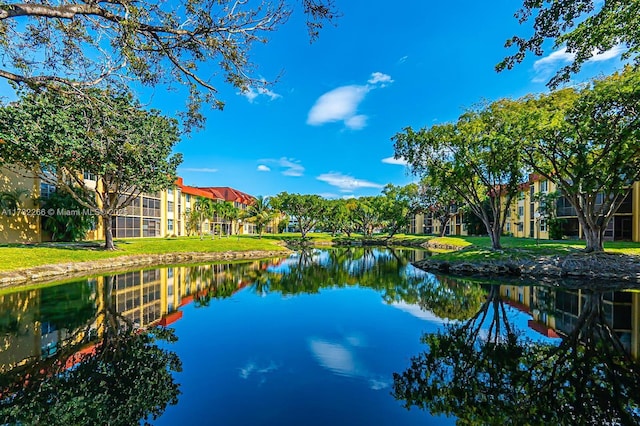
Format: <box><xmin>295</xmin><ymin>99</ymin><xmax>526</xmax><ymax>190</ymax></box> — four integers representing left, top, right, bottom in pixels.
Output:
<box><xmin>0</xmin><ymin>310</ymin><xmax>182</xmax><ymax>425</ymax></box>
<box><xmin>514</xmin><ymin>68</ymin><xmax>640</xmax><ymax>251</ymax></box>
<box><xmin>393</xmin><ymin>99</ymin><xmax>525</xmax><ymax>249</ymax></box>
<box><xmin>40</xmin><ymin>187</ymin><xmax>96</xmax><ymax>242</ymax></box>
<box><xmin>319</xmin><ymin>199</ymin><xmax>359</xmax><ymax>237</ymax></box>
<box><xmin>394</xmin><ymin>288</ymin><xmax>640</xmax><ymax>425</ymax></box>
<box><xmin>0</xmin><ymin>87</ymin><xmax>182</xmax><ymax>249</ymax></box>
<box><xmin>547</xmin><ymin>217</ymin><xmax>565</xmax><ymax>240</ymax></box>
<box><xmin>271</xmin><ymin>192</ymin><xmax>327</xmax><ymax>239</ymax></box>
<box><xmin>349</xmin><ymin>196</ymin><xmax>384</xmax><ymax>237</ymax></box>
<box><xmin>244</xmin><ymin>195</ymin><xmax>275</xmax><ymax>238</ymax></box>
<box><xmin>379</xmin><ymin>183</ymin><xmax>422</xmax><ymax>238</ymax></box>
<box><xmin>417</xmin><ymin>177</ymin><xmax>461</xmax><ymax>237</ymax></box>
<box><xmin>0</xmin><ymin>188</ymin><xmax>28</xmax><ymax>212</ymax></box>
<box><xmin>0</xmin><ymin>0</ymin><xmax>338</xmax><ymax>129</ymax></box>
<box><xmin>499</xmin><ymin>0</ymin><xmax>640</xmax><ymax>87</ymax></box>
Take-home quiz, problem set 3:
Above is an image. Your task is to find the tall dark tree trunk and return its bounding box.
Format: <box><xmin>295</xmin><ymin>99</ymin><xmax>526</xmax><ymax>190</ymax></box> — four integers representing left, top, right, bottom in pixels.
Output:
<box><xmin>489</xmin><ymin>224</ymin><xmax>502</xmax><ymax>250</ymax></box>
<box><xmin>438</xmin><ymin>216</ymin><xmax>450</xmax><ymax>237</ymax></box>
<box><xmin>103</xmin><ymin>214</ymin><xmax>115</xmax><ymax>250</ymax></box>
<box><xmin>583</xmin><ymin>226</ymin><xmax>605</xmax><ymax>253</ymax></box>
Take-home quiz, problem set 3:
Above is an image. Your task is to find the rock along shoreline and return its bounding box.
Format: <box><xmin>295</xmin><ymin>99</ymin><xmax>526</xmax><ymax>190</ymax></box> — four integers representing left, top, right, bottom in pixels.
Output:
<box><xmin>0</xmin><ymin>249</ymin><xmax>291</xmax><ymax>289</ymax></box>
<box><xmin>412</xmin><ymin>251</ymin><xmax>640</xmax><ymax>283</ymax></box>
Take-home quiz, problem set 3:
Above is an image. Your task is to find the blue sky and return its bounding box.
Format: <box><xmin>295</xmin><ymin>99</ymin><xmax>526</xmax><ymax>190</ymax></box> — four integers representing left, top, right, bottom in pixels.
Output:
<box><xmin>3</xmin><ymin>0</ymin><xmax>627</xmax><ymax>199</ymax></box>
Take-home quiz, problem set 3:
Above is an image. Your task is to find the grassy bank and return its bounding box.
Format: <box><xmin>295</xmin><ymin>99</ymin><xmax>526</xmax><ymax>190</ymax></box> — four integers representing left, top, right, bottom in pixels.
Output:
<box><xmin>426</xmin><ymin>236</ymin><xmax>640</xmax><ymax>261</ymax></box>
<box><xmin>0</xmin><ymin>236</ymin><xmax>288</xmax><ymax>272</ymax></box>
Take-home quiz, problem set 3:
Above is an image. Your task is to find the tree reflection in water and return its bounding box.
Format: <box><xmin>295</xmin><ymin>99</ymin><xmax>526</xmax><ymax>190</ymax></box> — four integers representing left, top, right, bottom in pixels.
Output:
<box><xmin>0</xmin><ymin>277</ymin><xmax>181</xmax><ymax>426</ymax></box>
<box><xmin>393</xmin><ymin>285</ymin><xmax>640</xmax><ymax>425</ymax></box>
<box><xmin>246</xmin><ymin>247</ymin><xmax>486</xmax><ymax>318</ymax></box>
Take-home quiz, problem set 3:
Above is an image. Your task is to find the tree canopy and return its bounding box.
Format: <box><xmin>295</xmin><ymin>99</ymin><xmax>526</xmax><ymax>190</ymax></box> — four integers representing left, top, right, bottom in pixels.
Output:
<box><xmin>513</xmin><ymin>68</ymin><xmax>640</xmax><ymax>251</ymax></box>
<box><xmin>0</xmin><ymin>0</ymin><xmax>338</xmax><ymax>129</ymax></box>
<box><xmin>393</xmin><ymin>100</ymin><xmax>525</xmax><ymax>249</ymax></box>
<box><xmin>498</xmin><ymin>0</ymin><xmax>640</xmax><ymax>87</ymax></box>
<box><xmin>0</xmin><ymin>87</ymin><xmax>182</xmax><ymax>249</ymax></box>
<box><xmin>271</xmin><ymin>192</ymin><xmax>327</xmax><ymax>239</ymax></box>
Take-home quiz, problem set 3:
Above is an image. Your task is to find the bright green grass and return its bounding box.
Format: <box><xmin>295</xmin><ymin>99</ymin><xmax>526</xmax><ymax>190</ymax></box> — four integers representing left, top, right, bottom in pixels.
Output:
<box><xmin>429</xmin><ymin>236</ymin><xmax>640</xmax><ymax>261</ymax></box>
<box><xmin>0</xmin><ymin>236</ymin><xmax>288</xmax><ymax>272</ymax></box>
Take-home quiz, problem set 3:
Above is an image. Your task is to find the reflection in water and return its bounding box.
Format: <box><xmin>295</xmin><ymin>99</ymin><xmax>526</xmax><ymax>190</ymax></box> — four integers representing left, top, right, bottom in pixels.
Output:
<box><xmin>394</xmin><ymin>283</ymin><xmax>640</xmax><ymax>425</ymax></box>
<box><xmin>0</xmin><ymin>257</ymin><xmax>284</xmax><ymax>424</ymax></box>
<box><xmin>0</xmin><ymin>294</ymin><xmax>181</xmax><ymax>424</ymax></box>
<box><xmin>1</xmin><ymin>249</ymin><xmax>639</xmax><ymax>425</ymax></box>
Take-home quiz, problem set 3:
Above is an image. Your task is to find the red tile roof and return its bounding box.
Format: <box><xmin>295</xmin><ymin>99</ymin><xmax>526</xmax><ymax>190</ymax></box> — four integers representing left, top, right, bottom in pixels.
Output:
<box><xmin>174</xmin><ymin>178</ymin><xmax>254</xmax><ymax>204</ymax></box>
<box><xmin>197</xmin><ymin>186</ymin><xmax>255</xmax><ymax>205</ymax></box>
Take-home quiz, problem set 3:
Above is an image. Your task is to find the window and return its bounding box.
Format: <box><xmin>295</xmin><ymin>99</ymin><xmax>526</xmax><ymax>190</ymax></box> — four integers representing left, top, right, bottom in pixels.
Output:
<box><xmin>167</xmin><ymin>187</ymin><xmax>173</xmax><ymax>196</ymax></box>
<box><xmin>112</xmin><ymin>216</ymin><xmax>141</xmax><ymax>238</ymax></box>
<box><xmin>518</xmin><ymin>206</ymin><xmax>524</xmax><ymax>217</ymax></box>
<box><xmin>40</xmin><ymin>182</ymin><xmax>56</xmax><ymax>199</ymax></box>
<box><xmin>540</xmin><ymin>219</ymin><xmax>547</xmax><ymax>232</ymax></box>
<box><xmin>83</xmin><ymin>171</ymin><xmax>97</xmax><ymax>181</ymax></box>
<box><xmin>506</xmin><ymin>221</ymin><xmax>511</xmax><ymax>232</ymax></box>
<box><xmin>186</xmin><ymin>194</ymin><xmax>191</xmax><ymax>202</ymax></box>
<box><xmin>168</xmin><ymin>219</ymin><xmax>174</xmax><ymax>232</ymax></box>
<box><xmin>540</xmin><ymin>180</ymin><xmax>548</xmax><ymax>193</ymax></box>
<box><xmin>167</xmin><ymin>200</ymin><xmax>174</xmax><ymax>213</ymax></box>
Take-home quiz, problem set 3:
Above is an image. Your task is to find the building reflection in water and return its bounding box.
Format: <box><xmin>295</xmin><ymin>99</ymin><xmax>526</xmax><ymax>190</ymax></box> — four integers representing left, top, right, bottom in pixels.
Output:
<box><xmin>0</xmin><ymin>257</ymin><xmax>285</xmax><ymax>424</ymax></box>
<box><xmin>395</xmin><ymin>278</ymin><xmax>640</xmax><ymax>425</ymax></box>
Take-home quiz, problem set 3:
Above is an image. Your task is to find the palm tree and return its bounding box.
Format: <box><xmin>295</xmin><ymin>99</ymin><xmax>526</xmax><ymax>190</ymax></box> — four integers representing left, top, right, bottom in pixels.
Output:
<box><xmin>0</xmin><ymin>189</ymin><xmax>29</xmax><ymax>212</ymax></box>
<box><xmin>226</xmin><ymin>202</ymin><xmax>243</xmax><ymax>238</ymax></box>
<box><xmin>194</xmin><ymin>196</ymin><xmax>216</xmax><ymax>240</ymax></box>
<box><xmin>244</xmin><ymin>195</ymin><xmax>274</xmax><ymax>238</ymax></box>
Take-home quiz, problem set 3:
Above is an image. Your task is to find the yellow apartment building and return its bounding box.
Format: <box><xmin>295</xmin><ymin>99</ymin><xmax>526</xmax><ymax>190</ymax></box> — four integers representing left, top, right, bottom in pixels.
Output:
<box><xmin>409</xmin><ymin>174</ymin><xmax>640</xmax><ymax>243</ymax></box>
<box><xmin>0</xmin><ymin>258</ymin><xmax>284</xmax><ymax>375</ymax></box>
<box><xmin>0</xmin><ymin>167</ymin><xmax>258</xmax><ymax>243</ymax></box>
<box><xmin>500</xmin><ymin>284</ymin><xmax>640</xmax><ymax>359</ymax></box>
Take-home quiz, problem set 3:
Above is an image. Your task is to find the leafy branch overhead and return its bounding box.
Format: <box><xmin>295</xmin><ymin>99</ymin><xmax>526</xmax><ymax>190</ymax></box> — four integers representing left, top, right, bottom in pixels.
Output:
<box><xmin>0</xmin><ymin>0</ymin><xmax>339</xmax><ymax>128</ymax></box>
<box><xmin>499</xmin><ymin>0</ymin><xmax>639</xmax><ymax>87</ymax></box>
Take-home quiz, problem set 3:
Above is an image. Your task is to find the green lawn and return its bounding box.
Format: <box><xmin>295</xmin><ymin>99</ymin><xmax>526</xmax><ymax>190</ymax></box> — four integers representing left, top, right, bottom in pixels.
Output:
<box><xmin>426</xmin><ymin>235</ymin><xmax>640</xmax><ymax>261</ymax></box>
<box><xmin>0</xmin><ymin>236</ymin><xmax>288</xmax><ymax>272</ymax></box>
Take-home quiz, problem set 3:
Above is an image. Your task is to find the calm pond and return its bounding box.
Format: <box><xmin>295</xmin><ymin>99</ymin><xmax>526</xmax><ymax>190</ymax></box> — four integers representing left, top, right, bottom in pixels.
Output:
<box><xmin>1</xmin><ymin>247</ymin><xmax>639</xmax><ymax>425</ymax></box>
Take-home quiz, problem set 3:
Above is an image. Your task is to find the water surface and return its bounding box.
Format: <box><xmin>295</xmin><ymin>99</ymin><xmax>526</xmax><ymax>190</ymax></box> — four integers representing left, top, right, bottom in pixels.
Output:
<box><xmin>0</xmin><ymin>247</ymin><xmax>638</xmax><ymax>425</ymax></box>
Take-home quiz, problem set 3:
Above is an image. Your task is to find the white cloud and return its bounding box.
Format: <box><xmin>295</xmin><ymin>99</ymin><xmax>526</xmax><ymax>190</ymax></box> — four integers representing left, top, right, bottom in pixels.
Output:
<box><xmin>381</xmin><ymin>156</ymin><xmax>407</xmax><ymax>166</ymax></box>
<box><xmin>317</xmin><ymin>192</ymin><xmax>339</xmax><ymax>199</ymax></box>
<box><xmin>398</xmin><ymin>55</ymin><xmax>409</xmax><ymax>64</ymax></box>
<box><xmin>239</xmin><ymin>86</ymin><xmax>282</xmax><ymax>103</ymax></box>
<box><xmin>532</xmin><ymin>44</ymin><xmax>626</xmax><ymax>83</ymax></box>
<box><xmin>259</xmin><ymin>157</ymin><xmax>305</xmax><ymax>177</ymax></box>
<box><xmin>367</xmin><ymin>72</ymin><xmax>394</xmax><ymax>85</ymax></box>
<box><xmin>390</xmin><ymin>301</ymin><xmax>447</xmax><ymax>323</ymax></box>
<box><xmin>307</xmin><ymin>85</ymin><xmax>370</xmax><ymax>127</ymax></box>
<box><xmin>306</xmin><ymin>72</ymin><xmax>393</xmax><ymax>130</ymax></box>
<box><xmin>238</xmin><ymin>360</ymin><xmax>279</xmax><ymax>380</ymax></box>
<box><xmin>345</xmin><ymin>114</ymin><xmax>367</xmax><ymax>130</ymax></box>
<box><xmin>317</xmin><ymin>172</ymin><xmax>384</xmax><ymax>193</ymax></box>
<box><xmin>279</xmin><ymin>158</ymin><xmax>304</xmax><ymax>176</ymax></box>
<box><xmin>181</xmin><ymin>167</ymin><xmax>218</xmax><ymax>173</ymax></box>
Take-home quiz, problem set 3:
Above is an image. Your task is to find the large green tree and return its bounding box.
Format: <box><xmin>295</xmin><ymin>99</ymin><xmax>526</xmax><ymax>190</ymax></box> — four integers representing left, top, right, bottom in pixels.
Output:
<box><xmin>0</xmin><ymin>0</ymin><xmax>338</xmax><ymax>128</ymax></box>
<box><xmin>0</xmin><ymin>88</ymin><xmax>182</xmax><ymax>249</ymax></box>
<box><xmin>393</xmin><ymin>100</ymin><xmax>525</xmax><ymax>250</ymax></box>
<box><xmin>271</xmin><ymin>192</ymin><xmax>327</xmax><ymax>239</ymax></box>
<box><xmin>514</xmin><ymin>68</ymin><xmax>640</xmax><ymax>252</ymax></box>
<box><xmin>244</xmin><ymin>195</ymin><xmax>274</xmax><ymax>238</ymax></box>
<box><xmin>416</xmin><ymin>177</ymin><xmax>461</xmax><ymax>237</ymax></box>
<box><xmin>350</xmin><ymin>196</ymin><xmax>383</xmax><ymax>237</ymax></box>
<box><xmin>378</xmin><ymin>183</ymin><xmax>422</xmax><ymax>238</ymax></box>
<box><xmin>498</xmin><ymin>0</ymin><xmax>639</xmax><ymax>88</ymax></box>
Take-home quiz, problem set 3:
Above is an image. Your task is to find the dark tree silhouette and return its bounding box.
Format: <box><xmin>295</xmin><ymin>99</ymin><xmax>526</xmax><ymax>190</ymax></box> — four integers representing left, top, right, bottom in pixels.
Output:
<box><xmin>393</xmin><ymin>286</ymin><xmax>640</xmax><ymax>425</ymax></box>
